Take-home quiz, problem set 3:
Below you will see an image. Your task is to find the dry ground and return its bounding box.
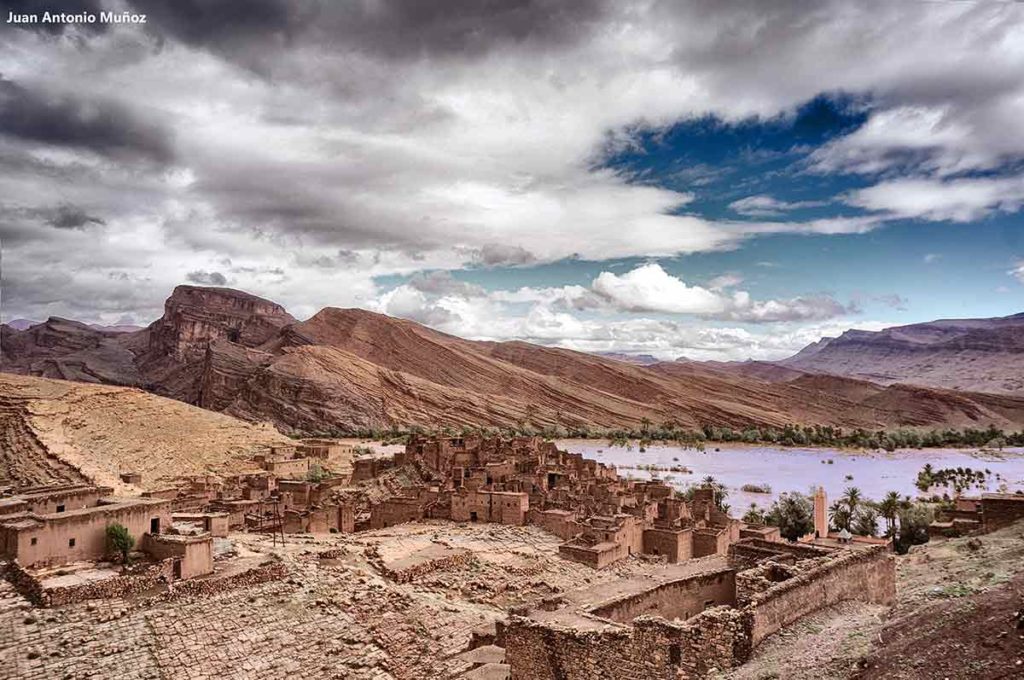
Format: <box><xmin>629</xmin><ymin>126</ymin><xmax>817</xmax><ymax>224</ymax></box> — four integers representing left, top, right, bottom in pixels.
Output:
<box><xmin>723</xmin><ymin>521</ymin><xmax>1024</xmax><ymax>680</ymax></box>
<box><xmin>0</xmin><ymin>521</ymin><xmax>665</xmax><ymax>680</ymax></box>
<box><xmin>3</xmin><ymin>518</ymin><xmax>1023</xmax><ymax>679</ymax></box>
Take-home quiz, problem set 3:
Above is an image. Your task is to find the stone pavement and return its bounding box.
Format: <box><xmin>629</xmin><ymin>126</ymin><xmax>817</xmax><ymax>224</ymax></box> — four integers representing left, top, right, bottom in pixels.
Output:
<box><xmin>1</xmin><ymin>523</ymin><xmax>601</xmax><ymax>679</ymax></box>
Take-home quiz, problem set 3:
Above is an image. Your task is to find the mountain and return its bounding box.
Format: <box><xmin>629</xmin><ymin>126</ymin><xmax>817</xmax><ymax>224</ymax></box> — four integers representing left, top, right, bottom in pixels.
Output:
<box><xmin>780</xmin><ymin>313</ymin><xmax>1024</xmax><ymax>395</ymax></box>
<box><xmin>3</xmin><ymin>285</ymin><xmax>1024</xmax><ymax>434</ymax></box>
<box><xmin>5</xmin><ymin>319</ymin><xmax>41</xmax><ymax>331</ymax></box>
<box><xmin>596</xmin><ymin>352</ymin><xmax>661</xmax><ymax>366</ymax></box>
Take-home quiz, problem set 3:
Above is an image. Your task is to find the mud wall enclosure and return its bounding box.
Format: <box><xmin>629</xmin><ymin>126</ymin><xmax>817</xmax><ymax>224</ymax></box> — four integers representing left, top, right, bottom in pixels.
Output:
<box><xmin>506</xmin><ymin>546</ymin><xmax>896</xmax><ymax>679</ymax></box>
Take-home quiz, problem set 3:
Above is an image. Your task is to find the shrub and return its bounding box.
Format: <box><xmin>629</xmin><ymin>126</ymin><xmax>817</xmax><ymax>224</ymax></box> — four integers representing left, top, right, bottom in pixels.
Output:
<box><xmin>106</xmin><ymin>523</ymin><xmax>134</xmax><ymax>565</ymax></box>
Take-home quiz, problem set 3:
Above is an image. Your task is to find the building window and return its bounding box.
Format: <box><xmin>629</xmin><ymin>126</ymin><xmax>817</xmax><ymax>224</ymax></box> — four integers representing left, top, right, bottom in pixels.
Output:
<box><xmin>669</xmin><ymin>644</ymin><xmax>682</xmax><ymax>665</ymax></box>
<box><xmin>68</xmin><ymin>538</ymin><xmax>76</xmax><ymax>548</ymax></box>
<box><xmin>56</xmin><ymin>504</ymin><xmax>65</xmax><ymax>513</ymax></box>
<box><xmin>30</xmin><ymin>537</ymin><xmax>37</xmax><ymax>546</ymax></box>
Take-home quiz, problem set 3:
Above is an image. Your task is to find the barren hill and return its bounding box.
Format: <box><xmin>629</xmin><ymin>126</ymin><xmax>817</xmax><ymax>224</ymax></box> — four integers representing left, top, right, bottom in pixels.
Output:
<box><xmin>0</xmin><ymin>373</ymin><xmax>290</xmax><ymax>490</ymax></box>
<box><xmin>4</xmin><ymin>285</ymin><xmax>1024</xmax><ymax>435</ymax></box>
<box><xmin>779</xmin><ymin>313</ymin><xmax>1024</xmax><ymax>394</ymax></box>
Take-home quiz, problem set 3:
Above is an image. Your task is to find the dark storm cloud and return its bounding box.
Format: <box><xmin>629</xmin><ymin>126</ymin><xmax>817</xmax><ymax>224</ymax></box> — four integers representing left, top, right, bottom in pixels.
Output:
<box><xmin>1</xmin><ymin>0</ymin><xmax>108</xmax><ymax>35</ymax></box>
<box><xmin>0</xmin><ymin>78</ymin><xmax>174</xmax><ymax>163</ymax></box>
<box><xmin>127</xmin><ymin>0</ymin><xmax>610</xmax><ymax>69</ymax></box>
<box><xmin>468</xmin><ymin>244</ymin><xmax>538</xmax><ymax>267</ymax></box>
<box><xmin>47</xmin><ymin>204</ymin><xmax>105</xmax><ymax>229</ymax></box>
<box><xmin>185</xmin><ymin>270</ymin><xmax>228</xmax><ymax>286</ymax></box>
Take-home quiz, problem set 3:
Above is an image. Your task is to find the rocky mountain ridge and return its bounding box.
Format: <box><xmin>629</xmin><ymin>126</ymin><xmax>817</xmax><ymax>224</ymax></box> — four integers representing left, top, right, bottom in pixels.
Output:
<box><xmin>778</xmin><ymin>313</ymin><xmax>1024</xmax><ymax>394</ymax></box>
<box><xmin>3</xmin><ymin>285</ymin><xmax>1024</xmax><ymax>434</ymax></box>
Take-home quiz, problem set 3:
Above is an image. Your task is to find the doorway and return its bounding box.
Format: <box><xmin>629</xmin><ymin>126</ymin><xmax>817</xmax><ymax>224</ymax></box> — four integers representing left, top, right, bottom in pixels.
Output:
<box><xmin>150</xmin><ymin>517</ymin><xmax>161</xmax><ymax>534</ymax></box>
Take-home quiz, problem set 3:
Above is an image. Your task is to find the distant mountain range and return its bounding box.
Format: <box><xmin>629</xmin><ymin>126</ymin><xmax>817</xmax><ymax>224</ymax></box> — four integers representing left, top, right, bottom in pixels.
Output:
<box><xmin>2</xmin><ymin>285</ymin><xmax>1023</xmax><ymax>434</ymax></box>
<box><xmin>4</xmin><ymin>319</ymin><xmax>142</xmax><ymax>333</ymax></box>
<box><xmin>776</xmin><ymin>314</ymin><xmax>1024</xmax><ymax>395</ymax></box>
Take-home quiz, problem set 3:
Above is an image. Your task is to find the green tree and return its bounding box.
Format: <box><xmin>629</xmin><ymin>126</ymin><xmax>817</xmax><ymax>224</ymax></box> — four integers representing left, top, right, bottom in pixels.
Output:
<box><xmin>307</xmin><ymin>463</ymin><xmax>327</xmax><ymax>483</ymax></box>
<box><xmin>852</xmin><ymin>505</ymin><xmax>880</xmax><ymax>537</ymax></box>
<box><xmin>742</xmin><ymin>503</ymin><xmax>766</xmax><ymax>525</ymax></box>
<box><xmin>894</xmin><ymin>503</ymin><xmax>934</xmax><ymax>554</ymax></box>
<box><xmin>877</xmin><ymin>491</ymin><xmax>901</xmax><ymax>537</ymax></box>
<box><xmin>841</xmin><ymin>486</ymin><xmax>862</xmax><ymax>514</ymax></box>
<box><xmin>765</xmin><ymin>492</ymin><xmax>815</xmax><ymax>541</ymax></box>
<box><xmin>106</xmin><ymin>523</ymin><xmax>134</xmax><ymax>566</ymax></box>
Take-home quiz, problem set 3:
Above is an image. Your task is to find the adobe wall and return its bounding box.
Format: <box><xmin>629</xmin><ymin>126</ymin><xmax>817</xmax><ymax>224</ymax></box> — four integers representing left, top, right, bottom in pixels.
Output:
<box><xmin>692</xmin><ymin>530</ymin><xmax>725</xmax><ymax>558</ymax></box>
<box><xmin>982</xmin><ymin>496</ymin><xmax>1024</xmax><ymax>532</ymax></box>
<box><xmin>266</xmin><ymin>458</ymin><xmax>310</xmax><ymax>480</ymax></box>
<box><xmin>20</xmin><ymin>487</ymin><xmax>109</xmax><ymax>515</ymax></box>
<box><xmin>369</xmin><ymin>498</ymin><xmax>425</xmax><ymax>529</ymax></box>
<box><xmin>144</xmin><ymin>534</ymin><xmax>213</xmax><ymax>579</ymax></box>
<box><xmin>643</xmin><ymin>528</ymin><xmax>692</xmax><ymax>563</ymax></box>
<box><xmin>747</xmin><ymin>546</ymin><xmax>895</xmax><ymax>646</ymax></box>
<box><xmin>589</xmin><ymin>570</ymin><xmax>736</xmax><ymax>624</ymax></box>
<box><xmin>529</xmin><ymin>510</ymin><xmax>579</xmax><ymax>540</ymax></box>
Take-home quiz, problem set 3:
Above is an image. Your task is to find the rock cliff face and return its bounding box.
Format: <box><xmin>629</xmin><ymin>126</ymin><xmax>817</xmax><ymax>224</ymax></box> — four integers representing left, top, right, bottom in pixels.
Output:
<box><xmin>3</xmin><ymin>286</ymin><xmax>1024</xmax><ymax>434</ymax></box>
<box><xmin>780</xmin><ymin>313</ymin><xmax>1024</xmax><ymax>394</ymax></box>
<box><xmin>146</xmin><ymin>285</ymin><xmax>296</xmax><ymax>362</ymax></box>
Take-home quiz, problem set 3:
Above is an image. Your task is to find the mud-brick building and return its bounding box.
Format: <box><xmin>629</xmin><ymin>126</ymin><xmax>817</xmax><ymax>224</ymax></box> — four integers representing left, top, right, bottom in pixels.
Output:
<box><xmin>451</xmin><ymin>489</ymin><xmax>529</xmax><ymax>525</ymax></box>
<box><xmin>929</xmin><ymin>492</ymin><xmax>1024</xmax><ymax>536</ymax></box>
<box><xmin>558</xmin><ymin>515</ymin><xmax>645</xmax><ymax>569</ymax></box>
<box><xmin>0</xmin><ymin>484</ymin><xmax>173</xmax><ymax>568</ymax></box>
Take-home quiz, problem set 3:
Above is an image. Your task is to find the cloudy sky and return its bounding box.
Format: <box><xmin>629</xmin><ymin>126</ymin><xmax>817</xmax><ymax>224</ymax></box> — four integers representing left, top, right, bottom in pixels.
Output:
<box><xmin>2</xmin><ymin>0</ymin><xmax>1023</xmax><ymax>361</ymax></box>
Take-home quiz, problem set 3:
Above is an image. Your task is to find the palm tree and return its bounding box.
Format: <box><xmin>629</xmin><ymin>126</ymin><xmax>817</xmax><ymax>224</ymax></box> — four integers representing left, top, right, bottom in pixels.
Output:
<box><xmin>878</xmin><ymin>491</ymin><xmax>901</xmax><ymax>537</ymax></box>
<box><xmin>841</xmin><ymin>487</ymin><xmax>862</xmax><ymax>515</ymax></box>
<box><xmin>829</xmin><ymin>500</ymin><xmax>852</xmax><ymax>532</ymax></box>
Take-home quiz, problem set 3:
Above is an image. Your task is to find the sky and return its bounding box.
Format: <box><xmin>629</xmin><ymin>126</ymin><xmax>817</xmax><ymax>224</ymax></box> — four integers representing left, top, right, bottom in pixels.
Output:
<box><xmin>1</xmin><ymin>0</ymin><xmax>1023</xmax><ymax>361</ymax></box>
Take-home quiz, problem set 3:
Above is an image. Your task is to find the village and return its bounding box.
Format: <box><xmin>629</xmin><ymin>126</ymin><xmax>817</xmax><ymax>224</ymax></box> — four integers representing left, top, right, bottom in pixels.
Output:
<box><xmin>3</xmin><ymin>433</ymin><xmax>1021</xmax><ymax>678</ymax></box>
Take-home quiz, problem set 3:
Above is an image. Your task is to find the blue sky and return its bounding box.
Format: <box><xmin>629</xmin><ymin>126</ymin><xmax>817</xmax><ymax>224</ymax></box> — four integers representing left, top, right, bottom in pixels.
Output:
<box><xmin>3</xmin><ymin>1</ymin><xmax>1024</xmax><ymax>360</ymax></box>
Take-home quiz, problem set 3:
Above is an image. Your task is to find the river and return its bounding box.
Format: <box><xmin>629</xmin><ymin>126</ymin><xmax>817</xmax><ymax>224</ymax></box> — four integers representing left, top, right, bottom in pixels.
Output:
<box><xmin>556</xmin><ymin>440</ymin><xmax>1024</xmax><ymax>510</ymax></box>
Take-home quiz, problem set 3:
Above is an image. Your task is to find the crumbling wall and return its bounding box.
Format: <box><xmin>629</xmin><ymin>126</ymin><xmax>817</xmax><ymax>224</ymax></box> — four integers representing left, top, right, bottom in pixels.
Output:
<box><xmin>163</xmin><ymin>560</ymin><xmax>286</xmax><ymax>600</ymax></box>
<box><xmin>504</xmin><ymin>617</ymin><xmax>642</xmax><ymax>679</ymax></box>
<box><xmin>505</xmin><ymin>607</ymin><xmax>749</xmax><ymax>679</ymax></box>
<box><xmin>589</xmin><ymin>569</ymin><xmax>735</xmax><ymax>624</ymax></box>
<box><xmin>747</xmin><ymin>546</ymin><xmax>895</xmax><ymax>646</ymax></box>
<box><xmin>7</xmin><ymin>559</ymin><xmax>173</xmax><ymax>607</ymax></box>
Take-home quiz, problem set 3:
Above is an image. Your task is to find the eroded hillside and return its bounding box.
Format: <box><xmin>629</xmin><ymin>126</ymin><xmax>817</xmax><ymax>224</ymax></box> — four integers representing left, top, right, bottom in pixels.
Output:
<box><xmin>0</xmin><ymin>373</ymin><xmax>291</xmax><ymax>490</ymax></box>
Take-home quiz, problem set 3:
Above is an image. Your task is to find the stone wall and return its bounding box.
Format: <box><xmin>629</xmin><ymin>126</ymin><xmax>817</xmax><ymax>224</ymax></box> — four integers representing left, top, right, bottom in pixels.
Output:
<box><xmin>504</xmin><ymin>617</ymin><xmax>642</xmax><ymax>679</ymax></box>
<box><xmin>505</xmin><ymin>606</ymin><xmax>749</xmax><ymax>679</ymax></box>
<box><xmin>7</xmin><ymin>558</ymin><xmax>173</xmax><ymax>607</ymax></box>
<box><xmin>5</xmin><ymin>557</ymin><xmax>287</xmax><ymax>608</ymax></box>
<box><xmin>163</xmin><ymin>560</ymin><xmax>287</xmax><ymax>600</ymax></box>
<box><xmin>747</xmin><ymin>545</ymin><xmax>895</xmax><ymax>646</ymax></box>
<box><xmin>590</xmin><ymin>569</ymin><xmax>735</xmax><ymax>624</ymax></box>
<box><xmin>506</xmin><ymin>545</ymin><xmax>896</xmax><ymax>678</ymax></box>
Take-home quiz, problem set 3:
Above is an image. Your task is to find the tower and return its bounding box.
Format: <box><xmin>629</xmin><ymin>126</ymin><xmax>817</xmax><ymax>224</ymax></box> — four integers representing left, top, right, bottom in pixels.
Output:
<box><xmin>814</xmin><ymin>486</ymin><xmax>828</xmax><ymax>538</ymax></box>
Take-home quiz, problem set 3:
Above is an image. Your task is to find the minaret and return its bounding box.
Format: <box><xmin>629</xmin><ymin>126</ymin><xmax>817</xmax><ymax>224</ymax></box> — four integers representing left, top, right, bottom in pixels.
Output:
<box><xmin>814</xmin><ymin>486</ymin><xmax>828</xmax><ymax>539</ymax></box>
